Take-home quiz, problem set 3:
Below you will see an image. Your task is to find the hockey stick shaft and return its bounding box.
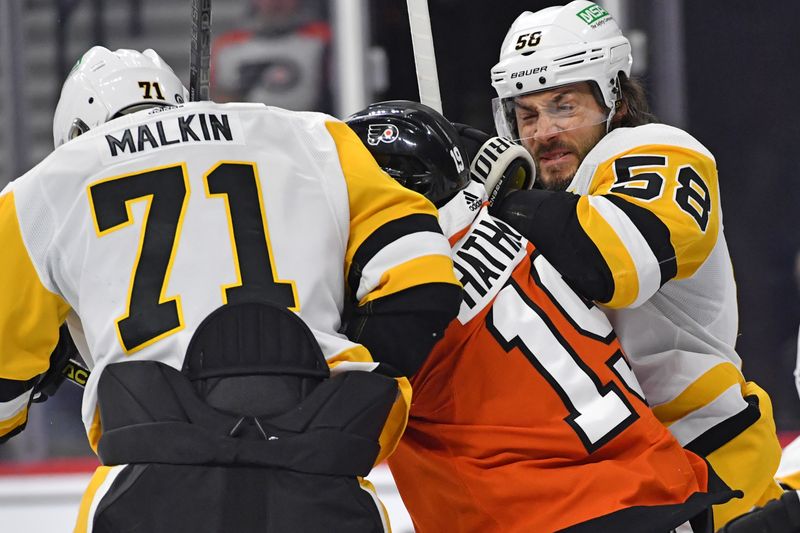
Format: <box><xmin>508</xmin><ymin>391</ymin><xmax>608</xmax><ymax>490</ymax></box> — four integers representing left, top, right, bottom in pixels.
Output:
<box><xmin>406</xmin><ymin>0</ymin><xmax>443</xmax><ymax>113</ymax></box>
<box><xmin>189</xmin><ymin>0</ymin><xmax>212</xmax><ymax>101</ymax></box>
<box><xmin>63</xmin><ymin>359</ymin><xmax>89</xmax><ymax>388</ymax></box>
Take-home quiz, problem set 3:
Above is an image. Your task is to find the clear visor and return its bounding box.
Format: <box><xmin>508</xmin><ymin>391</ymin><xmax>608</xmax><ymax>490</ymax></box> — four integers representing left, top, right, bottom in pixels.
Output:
<box><xmin>492</xmin><ymin>85</ymin><xmax>611</xmax><ymax>143</ymax></box>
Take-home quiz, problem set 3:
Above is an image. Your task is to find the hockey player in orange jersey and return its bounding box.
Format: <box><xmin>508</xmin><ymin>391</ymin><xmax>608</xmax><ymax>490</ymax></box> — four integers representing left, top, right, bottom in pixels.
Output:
<box><xmin>347</xmin><ymin>100</ymin><xmax>735</xmax><ymax>532</ymax></box>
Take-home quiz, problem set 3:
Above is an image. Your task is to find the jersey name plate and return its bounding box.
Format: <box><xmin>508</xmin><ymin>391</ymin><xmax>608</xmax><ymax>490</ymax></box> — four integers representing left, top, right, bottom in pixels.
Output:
<box><xmin>101</xmin><ymin>108</ymin><xmax>244</xmax><ymax>162</ymax></box>
<box><xmin>452</xmin><ymin>209</ymin><xmax>527</xmax><ymax>324</ymax></box>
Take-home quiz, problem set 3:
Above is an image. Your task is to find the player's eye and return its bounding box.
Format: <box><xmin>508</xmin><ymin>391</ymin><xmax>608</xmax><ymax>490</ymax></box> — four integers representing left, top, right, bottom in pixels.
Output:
<box><xmin>551</xmin><ymin>101</ymin><xmax>576</xmax><ymax>116</ymax></box>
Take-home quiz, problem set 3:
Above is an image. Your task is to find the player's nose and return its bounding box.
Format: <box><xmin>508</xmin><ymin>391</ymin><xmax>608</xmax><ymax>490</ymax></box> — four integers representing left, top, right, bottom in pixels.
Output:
<box><xmin>532</xmin><ymin>113</ymin><xmax>562</xmax><ymax>142</ymax></box>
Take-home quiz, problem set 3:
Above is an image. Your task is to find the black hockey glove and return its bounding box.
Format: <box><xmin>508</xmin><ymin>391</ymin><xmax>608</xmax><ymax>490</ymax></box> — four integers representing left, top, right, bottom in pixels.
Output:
<box><xmin>32</xmin><ymin>324</ymin><xmax>79</xmax><ymax>403</ymax></box>
<box><xmin>719</xmin><ymin>490</ymin><xmax>800</xmax><ymax>533</ymax></box>
<box><xmin>452</xmin><ymin>122</ymin><xmax>535</xmax><ymax>208</ymax></box>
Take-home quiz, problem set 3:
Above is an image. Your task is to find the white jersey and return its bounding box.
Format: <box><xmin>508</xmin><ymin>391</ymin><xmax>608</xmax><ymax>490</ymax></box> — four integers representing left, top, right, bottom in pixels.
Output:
<box><xmin>565</xmin><ymin>123</ymin><xmax>782</xmax><ymax>523</ymax></box>
<box><xmin>568</xmin><ymin>123</ymin><xmax>741</xmax><ymax>440</ymax></box>
<box><xmin>0</xmin><ymin>101</ymin><xmax>457</xmax><ymax>451</ymax></box>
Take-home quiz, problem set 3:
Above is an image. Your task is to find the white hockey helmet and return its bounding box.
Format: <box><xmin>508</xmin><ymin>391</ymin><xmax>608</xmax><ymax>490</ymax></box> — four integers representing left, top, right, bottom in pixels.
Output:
<box><xmin>490</xmin><ymin>1</ymin><xmax>632</xmax><ymax>139</ymax></box>
<box><xmin>53</xmin><ymin>46</ymin><xmax>189</xmax><ymax>147</ymax></box>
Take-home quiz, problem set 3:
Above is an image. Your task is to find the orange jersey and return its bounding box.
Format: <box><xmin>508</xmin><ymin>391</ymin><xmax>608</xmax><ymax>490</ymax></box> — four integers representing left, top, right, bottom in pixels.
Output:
<box><xmin>388</xmin><ymin>183</ymin><xmax>730</xmax><ymax>532</ymax></box>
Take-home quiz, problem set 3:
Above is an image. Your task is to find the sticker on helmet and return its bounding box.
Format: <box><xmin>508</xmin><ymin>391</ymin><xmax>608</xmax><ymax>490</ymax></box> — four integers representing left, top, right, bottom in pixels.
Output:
<box><xmin>514</xmin><ymin>31</ymin><xmax>542</xmax><ymax>51</ymax></box>
<box><xmin>367</xmin><ymin>124</ymin><xmax>400</xmax><ymax>145</ymax></box>
<box><xmin>576</xmin><ymin>4</ymin><xmax>610</xmax><ymax>27</ymax></box>
<box><xmin>139</xmin><ymin>81</ymin><xmax>166</xmax><ymax>100</ymax></box>
<box><xmin>449</xmin><ymin>147</ymin><xmax>465</xmax><ymax>173</ymax></box>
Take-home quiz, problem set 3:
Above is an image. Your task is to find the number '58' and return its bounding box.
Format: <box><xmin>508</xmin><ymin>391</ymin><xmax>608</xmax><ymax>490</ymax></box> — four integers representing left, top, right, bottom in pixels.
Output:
<box><xmin>515</xmin><ymin>31</ymin><xmax>542</xmax><ymax>50</ymax></box>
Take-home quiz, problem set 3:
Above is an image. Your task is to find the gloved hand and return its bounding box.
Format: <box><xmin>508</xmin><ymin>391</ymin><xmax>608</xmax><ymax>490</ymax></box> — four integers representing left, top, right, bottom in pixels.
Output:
<box><xmin>32</xmin><ymin>324</ymin><xmax>79</xmax><ymax>402</ymax></box>
<box><xmin>719</xmin><ymin>490</ymin><xmax>800</xmax><ymax>532</ymax></box>
<box><xmin>452</xmin><ymin>122</ymin><xmax>536</xmax><ymax>208</ymax></box>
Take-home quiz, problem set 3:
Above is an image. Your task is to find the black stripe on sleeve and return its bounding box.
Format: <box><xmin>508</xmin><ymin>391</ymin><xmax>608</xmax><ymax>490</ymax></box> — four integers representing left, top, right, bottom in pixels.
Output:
<box><xmin>604</xmin><ymin>194</ymin><xmax>678</xmax><ymax>286</ymax></box>
<box><xmin>494</xmin><ymin>189</ymin><xmax>615</xmax><ymax>303</ymax></box>
<box><xmin>0</xmin><ymin>377</ymin><xmax>36</xmax><ymax>403</ymax></box>
<box><xmin>0</xmin><ymin>420</ymin><xmax>29</xmax><ymax>444</ymax></box>
<box><xmin>0</xmin><ymin>378</ymin><xmax>33</xmax><ymax>443</ymax></box>
<box><xmin>348</xmin><ymin>213</ymin><xmax>442</xmax><ymax>296</ymax></box>
<box><xmin>684</xmin><ymin>393</ymin><xmax>761</xmax><ymax>458</ymax></box>
<box><xmin>559</xmin><ymin>488</ymin><xmax>737</xmax><ymax>533</ymax></box>
<box><xmin>345</xmin><ymin>282</ymin><xmax>462</xmax><ymax>377</ymax></box>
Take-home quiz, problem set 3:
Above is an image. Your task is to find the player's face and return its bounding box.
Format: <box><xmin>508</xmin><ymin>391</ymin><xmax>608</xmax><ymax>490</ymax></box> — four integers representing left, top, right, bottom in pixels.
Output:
<box><xmin>513</xmin><ymin>83</ymin><xmax>608</xmax><ymax>191</ymax></box>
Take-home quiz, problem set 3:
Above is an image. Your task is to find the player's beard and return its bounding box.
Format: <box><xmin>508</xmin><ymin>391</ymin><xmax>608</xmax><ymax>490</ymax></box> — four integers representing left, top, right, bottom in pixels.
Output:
<box><xmin>533</xmin><ymin>126</ymin><xmax>606</xmax><ymax>191</ymax></box>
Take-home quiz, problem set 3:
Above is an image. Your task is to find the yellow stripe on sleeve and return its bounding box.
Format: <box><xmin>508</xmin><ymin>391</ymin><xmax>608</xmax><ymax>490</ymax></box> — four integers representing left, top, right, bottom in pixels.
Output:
<box><xmin>358</xmin><ymin>477</ymin><xmax>392</xmax><ymax>533</ymax></box>
<box><xmin>327</xmin><ymin>344</ymin><xmax>412</xmax><ymax>465</ymax></box>
<box><xmin>88</xmin><ymin>407</ymin><xmax>103</xmax><ymax>455</ymax></box>
<box><xmin>589</xmin><ymin>144</ymin><xmax>720</xmax><ymax>281</ymax></box>
<box><xmin>358</xmin><ymin>254</ymin><xmax>456</xmax><ymax>305</ymax></box>
<box><xmin>0</xmin><ymin>192</ymin><xmax>70</xmax><ymax>380</ymax></box>
<box><xmin>649</xmin><ymin>363</ymin><xmax>783</xmax><ymax>526</ymax></box>
<box><xmin>708</xmin><ymin>382</ymin><xmax>783</xmax><ymax>527</ymax></box>
<box><xmin>575</xmin><ymin>195</ymin><xmax>639</xmax><ymax>308</ymax></box>
<box><xmin>324</xmin><ymin>121</ymin><xmax>446</xmax><ymax>276</ymax></box>
<box><xmin>651</xmin><ymin>362</ymin><xmax>744</xmax><ymax>425</ymax></box>
<box><xmin>375</xmin><ymin>376</ymin><xmax>412</xmax><ymax>465</ymax></box>
<box><xmin>777</xmin><ymin>471</ymin><xmax>800</xmax><ymax>491</ymax></box>
<box><xmin>74</xmin><ymin>466</ymin><xmax>115</xmax><ymax>533</ymax></box>
<box><xmin>0</xmin><ymin>407</ymin><xmax>28</xmax><ymax>436</ymax></box>
<box><xmin>328</xmin><ymin>345</ymin><xmax>411</xmax><ymax>464</ymax></box>
<box><xmin>327</xmin><ymin>344</ymin><xmax>375</xmax><ymax>365</ymax></box>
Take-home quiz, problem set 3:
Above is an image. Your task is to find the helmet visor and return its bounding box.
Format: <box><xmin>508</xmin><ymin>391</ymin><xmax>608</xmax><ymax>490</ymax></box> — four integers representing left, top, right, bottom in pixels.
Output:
<box><xmin>492</xmin><ymin>83</ymin><xmax>610</xmax><ymax>143</ymax></box>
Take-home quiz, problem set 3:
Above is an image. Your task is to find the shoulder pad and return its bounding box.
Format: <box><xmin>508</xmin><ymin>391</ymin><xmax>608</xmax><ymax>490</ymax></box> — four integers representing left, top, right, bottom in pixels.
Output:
<box><xmin>569</xmin><ymin>124</ymin><xmax>714</xmax><ymax>194</ymax></box>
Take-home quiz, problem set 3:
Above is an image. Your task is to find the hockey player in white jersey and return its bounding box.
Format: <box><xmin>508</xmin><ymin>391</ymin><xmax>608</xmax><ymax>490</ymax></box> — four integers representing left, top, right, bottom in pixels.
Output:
<box><xmin>481</xmin><ymin>0</ymin><xmax>783</xmax><ymax>527</ymax></box>
<box><xmin>0</xmin><ymin>46</ymin><xmax>462</xmax><ymax>532</ymax></box>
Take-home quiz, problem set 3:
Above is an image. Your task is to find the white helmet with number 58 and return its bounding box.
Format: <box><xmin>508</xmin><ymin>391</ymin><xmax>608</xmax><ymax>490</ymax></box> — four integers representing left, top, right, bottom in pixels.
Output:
<box><xmin>491</xmin><ymin>1</ymin><xmax>632</xmax><ymax>138</ymax></box>
<box><xmin>53</xmin><ymin>46</ymin><xmax>189</xmax><ymax>147</ymax></box>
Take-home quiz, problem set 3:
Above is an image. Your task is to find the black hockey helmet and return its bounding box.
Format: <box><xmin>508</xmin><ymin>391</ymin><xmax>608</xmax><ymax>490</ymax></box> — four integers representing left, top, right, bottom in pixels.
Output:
<box><xmin>346</xmin><ymin>100</ymin><xmax>470</xmax><ymax>206</ymax></box>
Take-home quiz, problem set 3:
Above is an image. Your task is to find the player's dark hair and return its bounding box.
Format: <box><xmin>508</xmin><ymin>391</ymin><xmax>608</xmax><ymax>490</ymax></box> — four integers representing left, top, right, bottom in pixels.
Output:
<box><xmin>590</xmin><ymin>73</ymin><xmax>657</xmax><ymax>129</ymax></box>
<box><xmin>615</xmin><ymin>73</ymin><xmax>658</xmax><ymax>128</ymax></box>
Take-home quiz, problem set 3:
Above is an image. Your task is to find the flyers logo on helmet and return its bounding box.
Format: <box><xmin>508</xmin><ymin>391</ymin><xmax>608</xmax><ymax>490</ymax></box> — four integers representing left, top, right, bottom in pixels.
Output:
<box><xmin>367</xmin><ymin>124</ymin><xmax>400</xmax><ymax>146</ymax></box>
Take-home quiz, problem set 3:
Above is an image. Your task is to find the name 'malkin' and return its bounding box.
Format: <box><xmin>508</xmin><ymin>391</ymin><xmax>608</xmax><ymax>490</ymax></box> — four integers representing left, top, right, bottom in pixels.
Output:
<box><xmin>105</xmin><ymin>112</ymin><xmax>233</xmax><ymax>157</ymax></box>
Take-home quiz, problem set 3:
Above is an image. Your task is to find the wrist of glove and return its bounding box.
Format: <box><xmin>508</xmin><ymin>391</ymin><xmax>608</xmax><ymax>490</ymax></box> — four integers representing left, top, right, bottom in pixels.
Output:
<box><xmin>451</xmin><ymin>122</ymin><xmax>535</xmax><ymax>208</ymax></box>
<box><xmin>32</xmin><ymin>324</ymin><xmax>78</xmax><ymax>403</ymax></box>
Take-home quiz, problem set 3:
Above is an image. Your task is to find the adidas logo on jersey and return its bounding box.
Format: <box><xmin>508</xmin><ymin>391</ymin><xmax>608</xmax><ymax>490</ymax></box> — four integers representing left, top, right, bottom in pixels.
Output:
<box><xmin>463</xmin><ymin>191</ymin><xmax>483</xmax><ymax>211</ymax></box>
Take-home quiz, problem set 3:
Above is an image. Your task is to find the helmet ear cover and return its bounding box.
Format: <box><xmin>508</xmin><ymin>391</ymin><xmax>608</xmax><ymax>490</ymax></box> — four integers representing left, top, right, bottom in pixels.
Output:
<box><xmin>67</xmin><ymin>118</ymin><xmax>91</xmax><ymax>142</ymax></box>
<box><xmin>346</xmin><ymin>100</ymin><xmax>471</xmax><ymax>206</ymax></box>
